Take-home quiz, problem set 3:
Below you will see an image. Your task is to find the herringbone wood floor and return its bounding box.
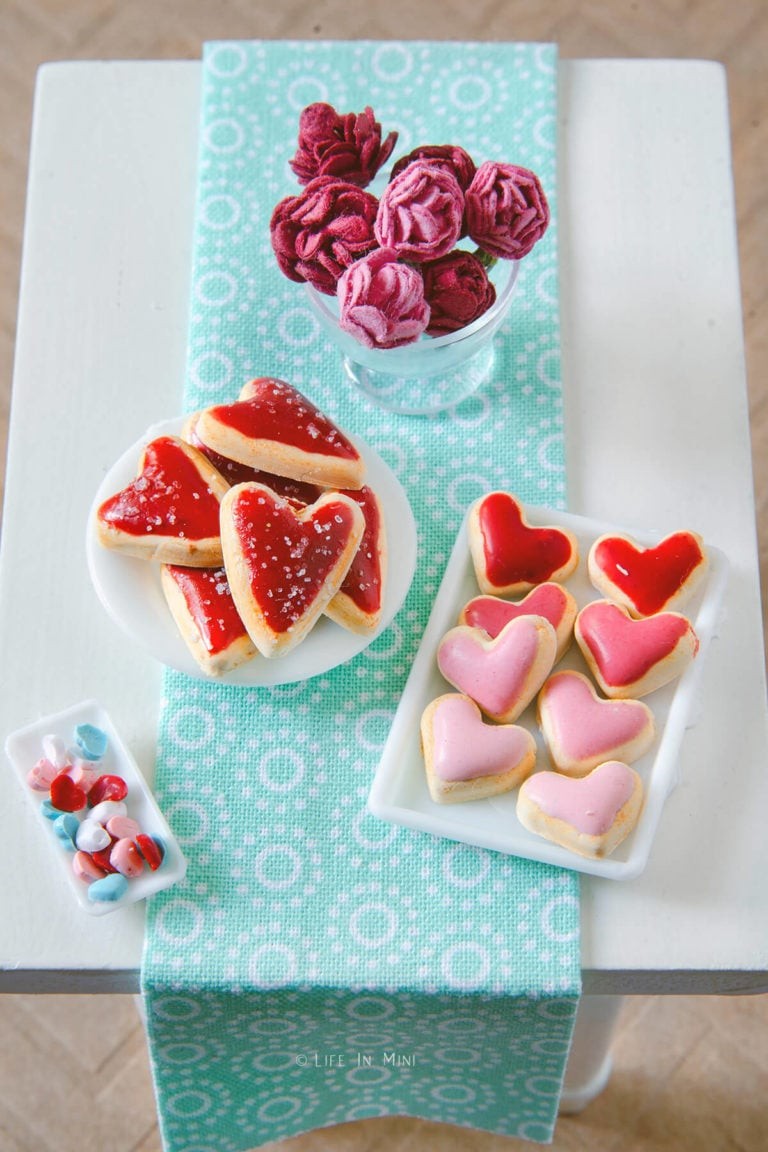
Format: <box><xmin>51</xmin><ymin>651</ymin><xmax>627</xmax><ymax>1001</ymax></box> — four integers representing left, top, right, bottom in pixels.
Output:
<box><xmin>1</xmin><ymin>3</ymin><xmax>767</xmax><ymax>1151</ymax></box>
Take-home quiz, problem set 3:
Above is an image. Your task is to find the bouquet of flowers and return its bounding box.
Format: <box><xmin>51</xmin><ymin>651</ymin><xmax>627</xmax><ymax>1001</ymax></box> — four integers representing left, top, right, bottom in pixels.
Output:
<box><xmin>269</xmin><ymin>102</ymin><xmax>550</xmax><ymax>351</ymax></box>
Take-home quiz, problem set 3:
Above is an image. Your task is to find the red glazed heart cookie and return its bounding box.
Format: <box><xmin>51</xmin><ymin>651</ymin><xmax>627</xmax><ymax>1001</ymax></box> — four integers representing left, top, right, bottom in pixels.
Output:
<box><xmin>517</xmin><ymin>760</ymin><xmax>644</xmax><ymax>858</ymax></box>
<box><xmin>220</xmin><ymin>482</ymin><xmax>365</xmax><ymax>657</ymax></box>
<box><xmin>421</xmin><ymin>693</ymin><xmax>536</xmax><ymax>804</ymax></box>
<box><xmin>537</xmin><ymin>670</ymin><xmax>655</xmax><ymax>776</ymax></box>
<box><xmin>588</xmin><ymin>530</ymin><xmax>707</xmax><ymax>617</ymax></box>
<box><xmin>161</xmin><ymin>565</ymin><xmax>258</xmax><ymax>677</ymax></box>
<box><xmin>96</xmin><ymin>436</ymin><xmax>229</xmax><ymax>565</ymax></box>
<box><xmin>468</xmin><ymin>491</ymin><xmax>578</xmax><ymax>596</ymax></box>
<box><xmin>195</xmin><ymin>377</ymin><xmax>365</xmax><ymax>490</ymax></box>
<box><xmin>182</xmin><ymin>411</ymin><xmax>323</xmax><ymax>506</ymax></box>
<box><xmin>324</xmin><ymin>486</ymin><xmax>387</xmax><ymax>634</ymax></box>
<box><xmin>575</xmin><ymin>600</ymin><xmax>699</xmax><ymax>698</ymax></box>
<box><xmin>437</xmin><ymin>615</ymin><xmax>557</xmax><ymax>723</ymax></box>
<box><xmin>459</xmin><ymin>582</ymin><xmax>577</xmax><ymax>662</ymax></box>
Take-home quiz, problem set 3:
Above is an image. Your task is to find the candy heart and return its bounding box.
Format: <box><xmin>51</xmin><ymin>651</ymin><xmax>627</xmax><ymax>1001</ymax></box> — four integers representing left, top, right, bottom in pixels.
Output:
<box><xmin>42</xmin><ymin>734</ymin><xmax>69</xmax><ymax>769</ymax></box>
<box><xmin>136</xmin><ymin>833</ymin><xmax>165</xmax><ymax>871</ymax></box>
<box><xmin>575</xmin><ymin>600</ymin><xmax>699</xmax><ymax>698</ymax></box>
<box><xmin>460</xmin><ymin>582</ymin><xmax>577</xmax><ymax>661</ymax></box>
<box><xmin>88</xmin><ymin>873</ymin><xmax>129</xmax><ymax>903</ymax></box>
<box><xmin>53</xmin><ymin>812</ymin><xmax>80</xmax><ymax>850</ymax></box>
<box><xmin>588</xmin><ymin>530</ymin><xmax>707</xmax><ymax>618</ymax></box>
<box><xmin>110</xmin><ymin>838</ymin><xmax>145</xmax><ymax>878</ymax></box>
<box><xmin>96</xmin><ymin>435</ymin><xmax>229</xmax><ymax>566</ymax></box>
<box><xmin>75</xmin><ymin>818</ymin><xmax>112</xmax><ymax>854</ymax></box>
<box><xmin>26</xmin><ymin>757</ymin><xmax>59</xmax><ymax>792</ymax></box>
<box><xmin>50</xmin><ymin>773</ymin><xmax>88</xmax><ymax>813</ymax></box>
<box><xmin>517</xmin><ymin>760</ymin><xmax>644</xmax><ymax>858</ymax></box>
<box><xmin>221</xmin><ymin>483</ymin><xmax>366</xmax><ymax>657</ymax></box>
<box><xmin>437</xmin><ymin>615</ymin><xmax>557</xmax><ymax>723</ymax></box>
<box><xmin>537</xmin><ymin>670</ymin><xmax>655</xmax><ymax>776</ymax></box>
<box><xmin>421</xmin><ymin>693</ymin><xmax>536</xmax><ymax>804</ymax></box>
<box><xmin>88</xmin><ymin>774</ymin><xmax>128</xmax><ymax>806</ymax></box>
<box><xmin>74</xmin><ymin>723</ymin><xmax>108</xmax><ymax>761</ymax></box>
<box><xmin>195</xmin><ymin>377</ymin><xmax>365</xmax><ymax>490</ymax></box>
<box><xmin>468</xmin><ymin>491</ymin><xmax>578</xmax><ymax>597</ymax></box>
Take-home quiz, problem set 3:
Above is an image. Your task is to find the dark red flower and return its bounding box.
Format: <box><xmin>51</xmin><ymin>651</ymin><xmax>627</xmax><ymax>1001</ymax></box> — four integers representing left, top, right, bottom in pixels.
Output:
<box><xmin>390</xmin><ymin>144</ymin><xmax>477</xmax><ymax>191</ymax></box>
<box><xmin>269</xmin><ymin>177</ymin><xmax>379</xmax><ymax>295</ymax></box>
<box><xmin>375</xmin><ymin>162</ymin><xmax>464</xmax><ymax>263</ymax></box>
<box><xmin>337</xmin><ymin>248</ymin><xmax>430</xmax><ymax>349</ymax></box>
<box><xmin>464</xmin><ymin>161</ymin><xmax>550</xmax><ymax>260</ymax></box>
<box><xmin>289</xmin><ymin>102</ymin><xmax>398</xmax><ymax>188</ymax></box>
<box><xmin>421</xmin><ymin>250</ymin><xmax>497</xmax><ymax>336</ymax></box>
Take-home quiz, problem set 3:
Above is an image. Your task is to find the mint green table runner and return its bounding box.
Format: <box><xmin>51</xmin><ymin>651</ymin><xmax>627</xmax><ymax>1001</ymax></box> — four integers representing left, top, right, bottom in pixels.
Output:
<box><xmin>142</xmin><ymin>39</ymin><xmax>581</xmax><ymax>1150</ymax></box>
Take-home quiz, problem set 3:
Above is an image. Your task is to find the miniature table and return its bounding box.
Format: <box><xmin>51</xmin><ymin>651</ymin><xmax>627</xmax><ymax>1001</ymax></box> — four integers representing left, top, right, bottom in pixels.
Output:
<box><xmin>1</xmin><ymin>58</ymin><xmax>767</xmax><ymax>1110</ymax></box>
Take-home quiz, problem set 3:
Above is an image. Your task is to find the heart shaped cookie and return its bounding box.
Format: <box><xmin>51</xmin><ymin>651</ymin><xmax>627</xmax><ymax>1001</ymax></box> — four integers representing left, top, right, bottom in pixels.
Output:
<box><xmin>161</xmin><ymin>564</ymin><xmax>258</xmax><ymax>677</ymax></box>
<box><xmin>96</xmin><ymin>436</ymin><xmax>229</xmax><ymax>565</ymax></box>
<box><xmin>517</xmin><ymin>760</ymin><xmax>644</xmax><ymax>858</ymax></box>
<box><xmin>588</xmin><ymin>530</ymin><xmax>707</xmax><ymax>617</ymax></box>
<box><xmin>220</xmin><ymin>482</ymin><xmax>365</xmax><ymax>657</ymax></box>
<box><xmin>421</xmin><ymin>693</ymin><xmax>536</xmax><ymax>804</ymax></box>
<box><xmin>537</xmin><ymin>670</ymin><xmax>655</xmax><ymax>776</ymax></box>
<box><xmin>324</xmin><ymin>486</ymin><xmax>387</xmax><ymax>634</ymax></box>
<box><xmin>459</xmin><ymin>582</ymin><xmax>577</xmax><ymax>661</ymax></box>
<box><xmin>575</xmin><ymin>599</ymin><xmax>699</xmax><ymax>698</ymax></box>
<box><xmin>182</xmin><ymin>411</ymin><xmax>323</xmax><ymax>506</ymax></box>
<box><xmin>468</xmin><ymin>491</ymin><xmax>578</xmax><ymax>597</ymax></box>
<box><xmin>195</xmin><ymin>377</ymin><xmax>365</xmax><ymax>490</ymax></box>
<box><xmin>437</xmin><ymin>615</ymin><xmax>557</xmax><ymax>723</ymax></box>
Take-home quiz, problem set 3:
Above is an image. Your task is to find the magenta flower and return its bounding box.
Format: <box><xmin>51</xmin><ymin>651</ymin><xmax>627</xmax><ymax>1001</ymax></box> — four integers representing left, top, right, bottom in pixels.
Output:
<box><xmin>390</xmin><ymin>144</ymin><xmax>476</xmax><ymax>192</ymax></box>
<box><xmin>464</xmin><ymin>161</ymin><xmax>550</xmax><ymax>259</ymax></box>
<box><xmin>337</xmin><ymin>248</ymin><xmax>430</xmax><ymax>350</ymax></box>
<box><xmin>421</xmin><ymin>250</ymin><xmax>497</xmax><ymax>336</ymax></box>
<box><xmin>269</xmin><ymin>176</ymin><xmax>379</xmax><ymax>295</ymax></box>
<box><xmin>289</xmin><ymin>102</ymin><xmax>398</xmax><ymax>188</ymax></box>
<box><xmin>375</xmin><ymin>162</ymin><xmax>464</xmax><ymax>263</ymax></box>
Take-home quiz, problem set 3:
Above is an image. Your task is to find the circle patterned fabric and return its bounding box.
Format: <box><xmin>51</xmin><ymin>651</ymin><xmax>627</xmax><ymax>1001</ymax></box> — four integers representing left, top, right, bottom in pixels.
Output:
<box><xmin>142</xmin><ymin>38</ymin><xmax>580</xmax><ymax>1151</ymax></box>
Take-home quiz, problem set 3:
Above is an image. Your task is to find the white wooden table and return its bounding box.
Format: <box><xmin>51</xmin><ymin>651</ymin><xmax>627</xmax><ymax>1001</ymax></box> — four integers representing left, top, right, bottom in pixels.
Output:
<box><xmin>1</xmin><ymin>56</ymin><xmax>767</xmax><ymax>1105</ymax></box>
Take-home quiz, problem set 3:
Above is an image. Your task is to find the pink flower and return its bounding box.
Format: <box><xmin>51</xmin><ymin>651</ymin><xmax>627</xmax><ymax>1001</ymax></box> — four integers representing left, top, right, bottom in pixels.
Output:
<box><xmin>421</xmin><ymin>250</ymin><xmax>497</xmax><ymax>336</ymax></box>
<box><xmin>269</xmin><ymin>177</ymin><xmax>379</xmax><ymax>295</ymax></box>
<box><xmin>375</xmin><ymin>163</ymin><xmax>464</xmax><ymax>263</ymax></box>
<box><xmin>390</xmin><ymin>144</ymin><xmax>476</xmax><ymax>191</ymax></box>
<box><xmin>337</xmin><ymin>248</ymin><xmax>430</xmax><ymax>350</ymax></box>
<box><xmin>289</xmin><ymin>102</ymin><xmax>398</xmax><ymax>188</ymax></box>
<box><xmin>464</xmin><ymin>161</ymin><xmax>550</xmax><ymax>259</ymax></box>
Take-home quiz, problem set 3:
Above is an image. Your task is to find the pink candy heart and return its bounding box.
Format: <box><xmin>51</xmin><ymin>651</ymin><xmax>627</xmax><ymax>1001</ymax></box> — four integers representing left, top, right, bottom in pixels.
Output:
<box><xmin>437</xmin><ymin>615</ymin><xmax>557</xmax><ymax>723</ymax></box>
<box><xmin>26</xmin><ymin>757</ymin><xmax>59</xmax><ymax>792</ymax></box>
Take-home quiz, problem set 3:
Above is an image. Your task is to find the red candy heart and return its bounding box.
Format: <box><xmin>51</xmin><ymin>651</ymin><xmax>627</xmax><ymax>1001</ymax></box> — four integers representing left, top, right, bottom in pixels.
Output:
<box><xmin>136</xmin><ymin>833</ymin><xmax>165</xmax><ymax>871</ymax></box>
<box><xmin>50</xmin><ymin>773</ymin><xmax>88</xmax><ymax>813</ymax></box>
<box><xmin>588</xmin><ymin>531</ymin><xmax>707</xmax><ymax>617</ymax></box>
<box><xmin>469</xmin><ymin>492</ymin><xmax>578</xmax><ymax>596</ymax></box>
<box><xmin>88</xmin><ymin>774</ymin><xmax>129</xmax><ymax>805</ymax></box>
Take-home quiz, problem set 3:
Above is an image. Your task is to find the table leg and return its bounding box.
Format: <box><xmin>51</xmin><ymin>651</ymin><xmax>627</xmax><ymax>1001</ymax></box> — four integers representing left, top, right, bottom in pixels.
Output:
<box><xmin>559</xmin><ymin>994</ymin><xmax>624</xmax><ymax>1113</ymax></box>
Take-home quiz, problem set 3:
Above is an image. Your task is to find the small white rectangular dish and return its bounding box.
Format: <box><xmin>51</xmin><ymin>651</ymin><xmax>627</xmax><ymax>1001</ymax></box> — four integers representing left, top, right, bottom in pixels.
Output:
<box><xmin>5</xmin><ymin>699</ymin><xmax>186</xmax><ymax>914</ymax></box>
<box><xmin>368</xmin><ymin>505</ymin><xmax>729</xmax><ymax>880</ymax></box>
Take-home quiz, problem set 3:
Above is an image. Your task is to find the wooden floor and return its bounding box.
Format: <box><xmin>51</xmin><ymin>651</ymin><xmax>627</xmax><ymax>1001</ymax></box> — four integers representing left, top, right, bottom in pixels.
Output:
<box><xmin>1</xmin><ymin>3</ymin><xmax>766</xmax><ymax>1151</ymax></box>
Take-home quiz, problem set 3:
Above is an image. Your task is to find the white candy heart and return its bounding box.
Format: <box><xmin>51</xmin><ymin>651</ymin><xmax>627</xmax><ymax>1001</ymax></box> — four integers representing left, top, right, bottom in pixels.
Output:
<box><xmin>75</xmin><ymin>818</ymin><xmax>111</xmax><ymax>853</ymax></box>
<box><xmin>88</xmin><ymin>799</ymin><xmax>128</xmax><ymax>823</ymax></box>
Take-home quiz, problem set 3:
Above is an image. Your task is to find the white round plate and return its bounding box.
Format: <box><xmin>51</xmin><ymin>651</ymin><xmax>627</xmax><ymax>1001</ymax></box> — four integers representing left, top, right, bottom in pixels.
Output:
<box><xmin>86</xmin><ymin>417</ymin><xmax>417</xmax><ymax>686</ymax></box>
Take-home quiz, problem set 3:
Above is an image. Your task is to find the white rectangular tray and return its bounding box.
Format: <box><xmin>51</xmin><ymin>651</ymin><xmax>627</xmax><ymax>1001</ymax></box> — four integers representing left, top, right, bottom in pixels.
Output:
<box><xmin>368</xmin><ymin>505</ymin><xmax>729</xmax><ymax>880</ymax></box>
<box><xmin>5</xmin><ymin>699</ymin><xmax>186</xmax><ymax>914</ymax></box>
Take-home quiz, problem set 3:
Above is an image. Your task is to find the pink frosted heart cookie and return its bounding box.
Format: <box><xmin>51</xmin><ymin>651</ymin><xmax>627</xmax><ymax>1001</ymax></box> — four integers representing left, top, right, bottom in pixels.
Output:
<box><xmin>195</xmin><ymin>377</ymin><xmax>365</xmax><ymax>490</ymax></box>
<box><xmin>437</xmin><ymin>615</ymin><xmax>557</xmax><ymax>723</ymax></box>
<box><xmin>220</xmin><ymin>482</ymin><xmax>365</xmax><ymax>657</ymax></box>
<box><xmin>575</xmin><ymin>599</ymin><xmax>699</xmax><ymax>698</ymax></box>
<box><xmin>468</xmin><ymin>491</ymin><xmax>578</xmax><ymax>597</ymax></box>
<box><xmin>537</xmin><ymin>670</ymin><xmax>655</xmax><ymax>776</ymax></box>
<box><xmin>517</xmin><ymin>761</ymin><xmax>644</xmax><ymax>858</ymax></box>
<box><xmin>588</xmin><ymin>530</ymin><xmax>708</xmax><ymax>618</ymax></box>
<box><xmin>421</xmin><ymin>694</ymin><xmax>536</xmax><ymax>804</ymax></box>
<box><xmin>459</xmin><ymin>582</ymin><xmax>577</xmax><ymax>662</ymax></box>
